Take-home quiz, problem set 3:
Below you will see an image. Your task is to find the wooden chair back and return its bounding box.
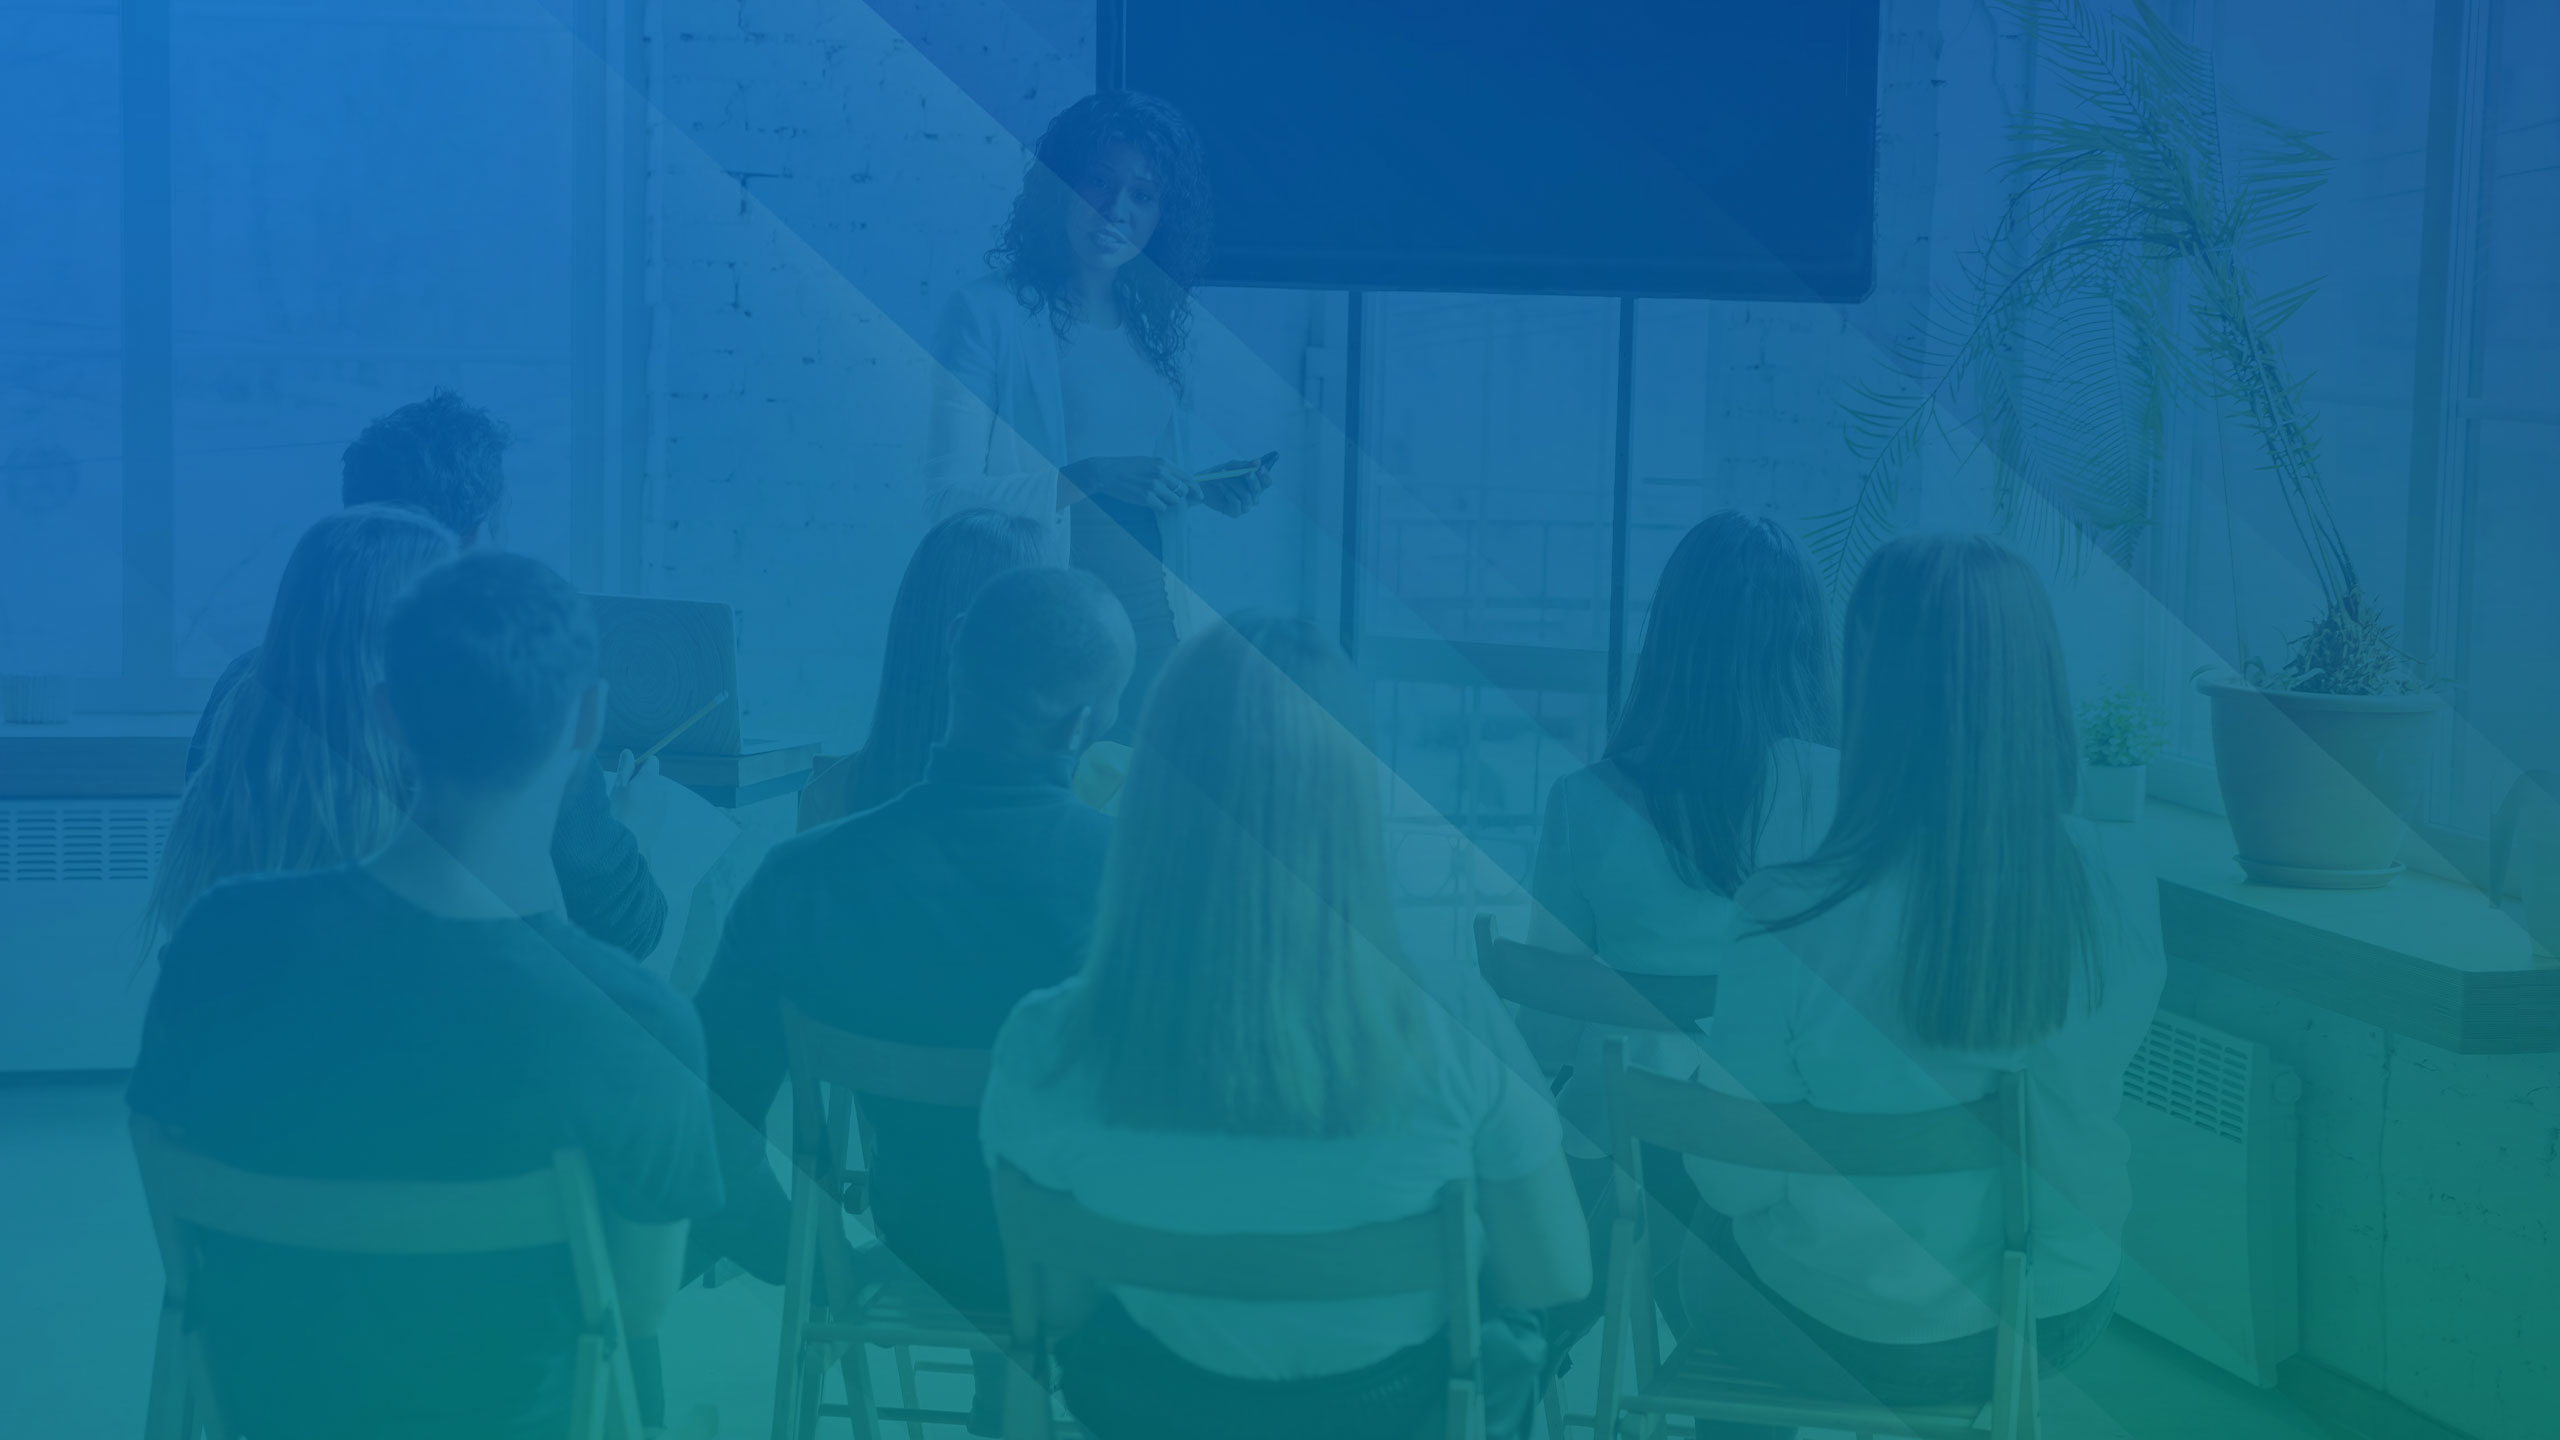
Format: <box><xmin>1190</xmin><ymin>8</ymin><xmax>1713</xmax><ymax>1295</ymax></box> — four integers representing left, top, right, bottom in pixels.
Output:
<box><xmin>1595</xmin><ymin>1039</ymin><xmax>2040</xmax><ymax>1440</ymax></box>
<box><xmin>992</xmin><ymin>1162</ymin><xmax>1487</xmax><ymax>1440</ymax></box>
<box><xmin>1472</xmin><ymin>914</ymin><xmax>1717</xmax><ymax>1033</ymax></box>
<box><xmin>130</xmin><ymin>1114</ymin><xmax>640</xmax><ymax>1440</ymax></box>
<box><xmin>785</xmin><ymin>1005</ymin><xmax>993</xmax><ymax>1108</ymax></box>
<box><xmin>780</xmin><ymin>1004</ymin><xmax>991</xmax><ymax>1192</ymax></box>
<box><xmin>1604</xmin><ymin>1053</ymin><xmax>2019</xmax><ymax>1179</ymax></box>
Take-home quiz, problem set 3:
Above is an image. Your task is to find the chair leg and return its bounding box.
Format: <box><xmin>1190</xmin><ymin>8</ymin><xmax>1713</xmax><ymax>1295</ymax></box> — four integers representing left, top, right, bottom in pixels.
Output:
<box><xmin>893</xmin><ymin>1344</ymin><xmax>925</xmax><ymax>1440</ymax></box>
<box><xmin>774</xmin><ymin>1173</ymin><xmax>825</xmax><ymax>1440</ymax></box>
<box><xmin>1444</xmin><ymin>1375</ymin><xmax>1481</xmax><ymax>1440</ymax></box>
<box><xmin>1003</xmin><ymin>1348</ymin><xmax>1053</xmax><ymax>1440</ymax></box>
<box><xmin>607</xmin><ymin>1341</ymin><xmax>650</xmax><ymax>1440</ymax></box>
<box><xmin>183</xmin><ymin>1341</ymin><xmax>236</xmax><ymax>1440</ymax></box>
<box><xmin>771</xmin><ymin>1339</ymin><xmax>804</xmax><ymax>1440</ymax></box>
<box><xmin>144</xmin><ymin>1302</ymin><xmax>195</xmax><ymax>1440</ymax></box>
<box><xmin>838</xmin><ymin>1343</ymin><xmax>880</xmax><ymax>1440</ymax></box>
<box><xmin>1592</xmin><ymin>1216</ymin><xmax>1640</xmax><ymax>1440</ymax></box>
<box><xmin>798</xmin><ymin>1347</ymin><xmax>835</xmax><ymax>1440</ymax></box>
<box><xmin>568</xmin><ymin>1335</ymin><xmax>610</xmax><ymax>1440</ymax></box>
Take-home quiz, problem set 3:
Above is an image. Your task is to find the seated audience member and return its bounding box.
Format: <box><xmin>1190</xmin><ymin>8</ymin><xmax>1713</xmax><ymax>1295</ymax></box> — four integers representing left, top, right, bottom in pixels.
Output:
<box><xmin>130</xmin><ymin>551</ymin><xmax>723</xmax><ymax>1440</ymax></box>
<box><xmin>979</xmin><ymin>616</ymin><xmax>1590</xmax><ymax>1440</ymax></box>
<box><xmin>1682</xmin><ymin>535</ymin><xmax>2166</xmax><ymax>1425</ymax></box>
<box><xmin>1522</xmin><ymin>512</ymin><xmax>1837</xmax><ymax>1316</ymax></box>
<box><xmin>797</xmin><ymin>508</ymin><xmax>1047</xmax><ymax>831</ymax></box>
<box><xmin>185</xmin><ymin>389</ymin><xmax>668</xmax><ymax>959</ymax></box>
<box><xmin>695</xmin><ymin>566</ymin><xmax>1135</xmax><ymax>1432</ymax></box>
<box><xmin>148</xmin><ymin>505</ymin><xmax>456</xmax><ymax>939</ymax></box>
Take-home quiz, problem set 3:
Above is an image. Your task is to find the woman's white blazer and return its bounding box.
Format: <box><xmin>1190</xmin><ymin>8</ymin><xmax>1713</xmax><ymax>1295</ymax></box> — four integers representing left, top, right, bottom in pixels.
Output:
<box><xmin>924</xmin><ymin>273</ymin><xmax>1206</xmax><ymax>631</ymax></box>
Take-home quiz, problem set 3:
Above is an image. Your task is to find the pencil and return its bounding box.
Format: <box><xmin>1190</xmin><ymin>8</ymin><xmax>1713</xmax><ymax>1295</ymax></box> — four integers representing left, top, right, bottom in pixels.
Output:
<box><xmin>637</xmin><ymin>690</ymin><xmax>731</xmax><ymax>763</ymax></box>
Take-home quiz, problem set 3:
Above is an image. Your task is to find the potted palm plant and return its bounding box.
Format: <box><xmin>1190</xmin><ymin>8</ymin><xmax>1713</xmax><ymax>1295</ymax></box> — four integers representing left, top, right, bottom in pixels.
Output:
<box><xmin>1817</xmin><ymin>0</ymin><xmax>2437</xmax><ymax>887</ymax></box>
<box><xmin>2080</xmin><ymin>686</ymin><xmax>2165</xmax><ymax>823</ymax></box>
<box><xmin>2198</xmin><ymin>595</ymin><xmax>2439</xmax><ymax>887</ymax></box>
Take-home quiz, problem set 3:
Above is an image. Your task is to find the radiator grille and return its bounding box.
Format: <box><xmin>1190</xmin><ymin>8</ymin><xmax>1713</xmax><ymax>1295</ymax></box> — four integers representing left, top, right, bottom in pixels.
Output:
<box><xmin>2123</xmin><ymin>1011</ymin><xmax>2252</xmax><ymax>1144</ymax></box>
<box><xmin>0</xmin><ymin>801</ymin><xmax>175</xmax><ymax>883</ymax></box>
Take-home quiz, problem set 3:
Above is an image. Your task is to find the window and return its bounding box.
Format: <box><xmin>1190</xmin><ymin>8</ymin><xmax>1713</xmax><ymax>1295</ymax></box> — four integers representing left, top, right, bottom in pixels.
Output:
<box><xmin>1355</xmin><ymin>294</ymin><xmax>1621</xmax><ymax>955</ymax></box>
<box><xmin>2141</xmin><ymin>0</ymin><xmax>2558</xmax><ymax>878</ymax></box>
<box><xmin>0</xmin><ymin>2</ymin><xmax>122</xmax><ymax>688</ymax></box>
<box><xmin>2440</xmin><ymin>0</ymin><xmax>2560</xmax><ymax>828</ymax></box>
<box><xmin>169</xmin><ymin>3</ymin><xmax>587</xmax><ymax>679</ymax></box>
<box><xmin>1342</xmin><ymin>293</ymin><xmax>1879</xmax><ymax>954</ymax></box>
<box><xmin>4</xmin><ymin>1</ymin><xmax>648</xmax><ymax>711</ymax></box>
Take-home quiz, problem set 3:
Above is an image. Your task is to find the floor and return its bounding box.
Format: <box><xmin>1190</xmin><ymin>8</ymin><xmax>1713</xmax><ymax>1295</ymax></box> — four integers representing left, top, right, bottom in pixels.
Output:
<box><xmin>3</xmin><ymin>1073</ymin><xmax>2340</xmax><ymax>1439</ymax></box>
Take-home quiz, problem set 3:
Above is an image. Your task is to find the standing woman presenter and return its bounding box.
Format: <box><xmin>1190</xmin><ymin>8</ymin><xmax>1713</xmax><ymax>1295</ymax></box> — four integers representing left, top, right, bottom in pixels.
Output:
<box><xmin>926</xmin><ymin>91</ymin><xmax>1272</xmax><ymax>733</ymax></box>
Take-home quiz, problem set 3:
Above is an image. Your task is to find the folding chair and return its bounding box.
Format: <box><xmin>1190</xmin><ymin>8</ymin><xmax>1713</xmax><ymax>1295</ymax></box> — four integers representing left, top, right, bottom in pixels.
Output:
<box><xmin>772</xmin><ymin>1005</ymin><xmax>1005</xmax><ymax>1440</ymax></box>
<box><xmin>1473</xmin><ymin>916</ymin><xmax>1718</xmax><ymax>1035</ymax></box>
<box><xmin>131</xmin><ymin>1115</ymin><xmax>645</xmax><ymax>1440</ymax></box>
<box><xmin>993</xmin><ymin>1162</ymin><xmax>1487</xmax><ymax>1440</ymax></box>
<box><xmin>1594</xmin><ymin>1039</ymin><xmax>2040</xmax><ymax>1440</ymax></box>
<box><xmin>1475</xmin><ymin>914</ymin><xmax>1716</xmax><ymax>1438</ymax></box>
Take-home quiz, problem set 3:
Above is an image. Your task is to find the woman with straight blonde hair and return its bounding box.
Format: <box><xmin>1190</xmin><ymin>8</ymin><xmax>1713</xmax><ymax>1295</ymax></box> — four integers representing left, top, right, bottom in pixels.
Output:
<box><xmin>148</xmin><ymin>505</ymin><xmax>457</xmax><ymax>937</ymax></box>
<box><xmin>980</xmin><ymin>615</ymin><xmax>1588</xmax><ymax>1440</ymax></box>
<box><xmin>1678</xmin><ymin>535</ymin><xmax>2166</xmax><ymax>1425</ymax></box>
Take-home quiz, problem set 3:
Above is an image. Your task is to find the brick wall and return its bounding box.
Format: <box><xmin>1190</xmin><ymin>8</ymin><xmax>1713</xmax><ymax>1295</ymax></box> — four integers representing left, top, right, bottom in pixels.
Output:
<box><xmin>644</xmin><ymin>0</ymin><xmax>1092</xmax><ymax>744</ymax></box>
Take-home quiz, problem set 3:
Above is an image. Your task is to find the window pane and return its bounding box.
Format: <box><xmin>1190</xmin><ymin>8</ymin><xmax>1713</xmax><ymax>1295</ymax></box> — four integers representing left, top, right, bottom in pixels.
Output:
<box><xmin>2474</xmin><ymin>0</ymin><xmax>2560</xmax><ymax>414</ymax></box>
<box><xmin>1620</xmin><ymin>299</ymin><xmax>1712</xmax><ymax>673</ymax></box>
<box><xmin>1357</xmin><ymin>295</ymin><xmax>1618</xmax><ymax>955</ymax></box>
<box><xmin>0</xmin><ymin>4</ymin><xmax>122</xmax><ymax>678</ymax></box>
<box><xmin>2153</xmin><ymin>0</ymin><xmax>2436</xmax><ymax>755</ymax></box>
<box><xmin>1360</xmin><ymin>294</ymin><xmax>1618</xmax><ymax>650</ymax></box>
<box><xmin>2454</xmin><ymin>419</ymin><xmax>2560</xmax><ymax>824</ymax></box>
<box><xmin>1377</xmin><ymin>678</ymin><xmax>1601</xmax><ymax>965</ymax></box>
<box><xmin>167</xmin><ymin>4</ymin><xmax>578</xmax><ymax>676</ymax></box>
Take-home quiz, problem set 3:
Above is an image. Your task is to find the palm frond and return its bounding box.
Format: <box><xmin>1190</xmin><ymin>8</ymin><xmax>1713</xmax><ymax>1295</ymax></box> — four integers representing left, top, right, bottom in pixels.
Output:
<box><xmin>1821</xmin><ymin>0</ymin><xmax>2359</xmax><ymax>616</ymax></box>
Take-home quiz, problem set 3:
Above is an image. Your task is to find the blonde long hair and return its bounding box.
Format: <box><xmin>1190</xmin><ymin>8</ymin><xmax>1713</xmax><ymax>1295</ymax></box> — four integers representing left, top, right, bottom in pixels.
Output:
<box><xmin>148</xmin><ymin>506</ymin><xmax>457</xmax><ymax>935</ymax></box>
<box><xmin>1065</xmin><ymin>615</ymin><xmax>1421</xmax><ymax>1137</ymax></box>
<box><xmin>1769</xmin><ymin>535</ymin><xmax>2099</xmax><ymax>1052</ymax></box>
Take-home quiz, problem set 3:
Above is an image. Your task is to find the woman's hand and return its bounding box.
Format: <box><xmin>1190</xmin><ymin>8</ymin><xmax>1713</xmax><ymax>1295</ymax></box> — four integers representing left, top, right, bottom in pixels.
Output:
<box><xmin>1061</xmin><ymin>456</ymin><xmax>1196</xmax><ymax>511</ymax></box>
<box><xmin>1197</xmin><ymin>454</ymin><xmax>1277</xmax><ymax>517</ymax></box>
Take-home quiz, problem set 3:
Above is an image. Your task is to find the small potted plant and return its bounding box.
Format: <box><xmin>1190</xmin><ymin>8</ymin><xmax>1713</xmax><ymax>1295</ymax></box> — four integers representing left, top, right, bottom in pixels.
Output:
<box><xmin>2080</xmin><ymin>687</ymin><xmax>2165</xmax><ymax>824</ymax></box>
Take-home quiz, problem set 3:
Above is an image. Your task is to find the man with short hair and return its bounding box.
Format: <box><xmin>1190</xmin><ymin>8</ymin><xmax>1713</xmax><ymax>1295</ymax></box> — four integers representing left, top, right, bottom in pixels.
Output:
<box><xmin>339</xmin><ymin>388</ymin><xmax>514</xmax><ymax>544</ymax></box>
<box><xmin>693</xmin><ymin>565</ymin><xmax>1136</xmax><ymax>1435</ymax></box>
<box><xmin>132</xmin><ymin>551</ymin><xmax>723</xmax><ymax>1440</ymax></box>
<box><xmin>186</xmin><ymin>390</ymin><xmax>668</xmax><ymax>959</ymax></box>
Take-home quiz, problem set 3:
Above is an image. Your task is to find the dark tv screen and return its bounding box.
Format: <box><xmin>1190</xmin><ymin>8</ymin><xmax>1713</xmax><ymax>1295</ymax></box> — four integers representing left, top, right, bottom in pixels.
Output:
<box><xmin>1113</xmin><ymin>0</ymin><xmax>1882</xmax><ymax>300</ymax></box>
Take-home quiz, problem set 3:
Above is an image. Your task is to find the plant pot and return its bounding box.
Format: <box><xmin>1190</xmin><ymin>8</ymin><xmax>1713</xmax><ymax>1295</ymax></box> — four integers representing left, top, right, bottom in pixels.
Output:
<box><xmin>2198</xmin><ymin>676</ymin><xmax>2441</xmax><ymax>889</ymax></box>
<box><xmin>2081</xmin><ymin>764</ymin><xmax>2148</xmax><ymax>823</ymax></box>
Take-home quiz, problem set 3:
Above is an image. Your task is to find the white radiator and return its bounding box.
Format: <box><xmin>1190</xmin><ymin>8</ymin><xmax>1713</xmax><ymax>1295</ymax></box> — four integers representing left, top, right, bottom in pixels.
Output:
<box><xmin>2116</xmin><ymin>1009</ymin><xmax>2301</xmax><ymax>1387</ymax></box>
<box><xmin>0</xmin><ymin>799</ymin><xmax>172</xmax><ymax>1072</ymax></box>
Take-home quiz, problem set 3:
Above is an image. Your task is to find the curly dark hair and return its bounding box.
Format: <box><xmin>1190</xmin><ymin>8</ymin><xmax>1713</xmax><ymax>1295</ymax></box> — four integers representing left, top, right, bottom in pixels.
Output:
<box><xmin>339</xmin><ymin>389</ymin><xmax>511</xmax><ymax>541</ymax></box>
<box><xmin>990</xmin><ymin>91</ymin><xmax>1213</xmax><ymax>393</ymax></box>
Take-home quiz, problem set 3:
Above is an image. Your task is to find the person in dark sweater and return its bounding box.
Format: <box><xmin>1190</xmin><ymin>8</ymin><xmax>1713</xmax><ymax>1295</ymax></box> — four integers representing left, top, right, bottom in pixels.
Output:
<box><xmin>184</xmin><ymin>390</ymin><xmax>667</xmax><ymax>959</ymax></box>
<box><xmin>131</xmin><ymin>551</ymin><xmax>723</xmax><ymax>1440</ymax></box>
<box><xmin>693</xmin><ymin>565</ymin><xmax>1134</xmax><ymax>1434</ymax></box>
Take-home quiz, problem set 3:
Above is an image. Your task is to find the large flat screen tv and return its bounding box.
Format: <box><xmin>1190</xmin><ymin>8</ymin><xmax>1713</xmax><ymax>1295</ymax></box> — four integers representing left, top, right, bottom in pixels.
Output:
<box><xmin>1110</xmin><ymin>0</ymin><xmax>1882</xmax><ymax>300</ymax></box>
